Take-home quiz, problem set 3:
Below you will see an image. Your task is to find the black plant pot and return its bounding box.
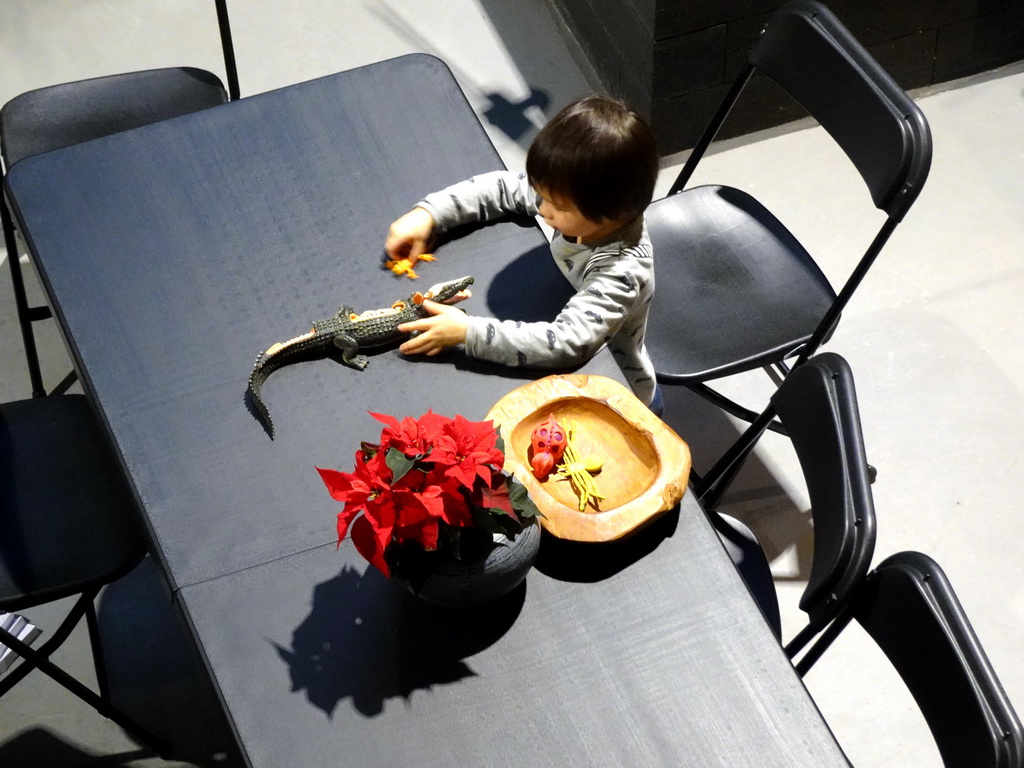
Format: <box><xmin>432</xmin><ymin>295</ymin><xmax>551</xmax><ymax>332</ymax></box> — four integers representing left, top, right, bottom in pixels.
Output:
<box><xmin>392</xmin><ymin>519</ymin><xmax>541</xmax><ymax>609</ymax></box>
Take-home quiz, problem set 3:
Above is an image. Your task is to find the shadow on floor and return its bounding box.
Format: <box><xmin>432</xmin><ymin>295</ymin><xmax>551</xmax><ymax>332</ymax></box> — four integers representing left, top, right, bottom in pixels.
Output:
<box><xmin>96</xmin><ymin>557</ymin><xmax>245</xmax><ymax>767</ymax></box>
<box><xmin>0</xmin><ymin>556</ymin><xmax>245</xmax><ymax>768</ymax></box>
<box><xmin>657</xmin><ymin>378</ymin><xmax>814</xmax><ymax>576</ymax></box>
<box><xmin>0</xmin><ymin>727</ymin><xmax>155</xmax><ymax>767</ymax></box>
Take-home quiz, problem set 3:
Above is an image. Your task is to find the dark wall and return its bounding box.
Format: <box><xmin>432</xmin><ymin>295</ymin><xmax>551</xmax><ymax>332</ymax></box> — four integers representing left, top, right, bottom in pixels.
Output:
<box><xmin>545</xmin><ymin>0</ymin><xmax>1024</xmax><ymax>155</ymax></box>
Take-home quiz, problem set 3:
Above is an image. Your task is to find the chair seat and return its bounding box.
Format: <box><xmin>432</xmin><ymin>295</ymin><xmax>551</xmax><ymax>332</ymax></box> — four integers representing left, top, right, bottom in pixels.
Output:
<box><xmin>0</xmin><ymin>395</ymin><xmax>146</xmax><ymax>611</ymax></box>
<box><xmin>645</xmin><ymin>185</ymin><xmax>837</xmax><ymax>382</ymax></box>
<box><xmin>0</xmin><ymin>67</ymin><xmax>227</xmax><ymax>167</ymax></box>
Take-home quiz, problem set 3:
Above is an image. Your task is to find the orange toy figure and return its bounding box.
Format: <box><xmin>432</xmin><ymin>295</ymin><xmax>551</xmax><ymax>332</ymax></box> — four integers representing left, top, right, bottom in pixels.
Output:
<box><xmin>529</xmin><ymin>413</ymin><xmax>567</xmax><ymax>480</ymax></box>
<box><xmin>384</xmin><ymin>253</ymin><xmax>436</xmax><ymax>279</ymax></box>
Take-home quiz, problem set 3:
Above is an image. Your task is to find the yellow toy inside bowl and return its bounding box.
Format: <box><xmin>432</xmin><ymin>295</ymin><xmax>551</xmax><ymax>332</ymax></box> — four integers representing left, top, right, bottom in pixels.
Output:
<box><xmin>486</xmin><ymin>374</ymin><xmax>691</xmax><ymax>542</ymax></box>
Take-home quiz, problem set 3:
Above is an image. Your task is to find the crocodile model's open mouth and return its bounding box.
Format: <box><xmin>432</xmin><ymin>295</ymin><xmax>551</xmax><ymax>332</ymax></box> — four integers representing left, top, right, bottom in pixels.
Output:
<box><xmin>440</xmin><ymin>288</ymin><xmax>472</xmax><ymax>304</ymax></box>
<box><xmin>424</xmin><ymin>277</ymin><xmax>474</xmax><ymax>305</ymax></box>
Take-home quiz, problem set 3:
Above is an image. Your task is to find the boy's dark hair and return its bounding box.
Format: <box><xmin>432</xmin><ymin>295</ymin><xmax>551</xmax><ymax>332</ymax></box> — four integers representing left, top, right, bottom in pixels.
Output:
<box><xmin>526</xmin><ymin>96</ymin><xmax>658</xmax><ymax>224</ymax></box>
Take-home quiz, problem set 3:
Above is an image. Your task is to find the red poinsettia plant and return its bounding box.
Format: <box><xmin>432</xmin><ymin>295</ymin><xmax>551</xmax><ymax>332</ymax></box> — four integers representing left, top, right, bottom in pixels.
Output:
<box><xmin>317</xmin><ymin>411</ymin><xmax>540</xmax><ymax>578</ymax></box>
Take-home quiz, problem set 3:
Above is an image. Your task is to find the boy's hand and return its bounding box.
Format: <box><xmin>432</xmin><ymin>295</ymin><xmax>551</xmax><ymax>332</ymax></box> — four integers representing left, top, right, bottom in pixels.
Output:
<box><xmin>385</xmin><ymin>207</ymin><xmax>435</xmax><ymax>262</ymax></box>
<box><xmin>398</xmin><ymin>300</ymin><xmax>469</xmax><ymax>356</ymax></box>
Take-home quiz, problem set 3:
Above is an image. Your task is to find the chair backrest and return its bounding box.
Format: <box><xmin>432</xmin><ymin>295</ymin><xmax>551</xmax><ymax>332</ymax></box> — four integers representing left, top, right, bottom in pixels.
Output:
<box><xmin>0</xmin><ymin>0</ymin><xmax>237</xmax><ymax>168</ymax></box>
<box><xmin>854</xmin><ymin>552</ymin><xmax>1024</xmax><ymax>768</ymax></box>
<box><xmin>0</xmin><ymin>68</ymin><xmax>228</xmax><ymax>168</ymax></box>
<box><xmin>671</xmin><ymin>0</ymin><xmax>931</xmax><ymax>223</ymax></box>
<box><xmin>750</xmin><ymin>1</ymin><xmax>931</xmax><ymax>221</ymax></box>
<box><xmin>771</xmin><ymin>353</ymin><xmax>876</xmax><ymax>632</ymax></box>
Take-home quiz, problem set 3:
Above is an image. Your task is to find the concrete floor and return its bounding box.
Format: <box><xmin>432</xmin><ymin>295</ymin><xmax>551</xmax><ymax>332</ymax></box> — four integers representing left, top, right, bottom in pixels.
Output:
<box><xmin>1</xmin><ymin>2</ymin><xmax>1022</xmax><ymax>766</ymax></box>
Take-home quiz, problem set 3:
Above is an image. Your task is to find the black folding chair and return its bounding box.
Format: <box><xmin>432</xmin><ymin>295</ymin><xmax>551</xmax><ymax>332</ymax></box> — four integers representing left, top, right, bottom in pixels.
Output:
<box><xmin>644</xmin><ymin>0</ymin><xmax>932</xmax><ymax>505</ymax></box>
<box><xmin>1</xmin><ymin>0</ymin><xmax>238</xmax><ymax>398</ymax></box>
<box><xmin>799</xmin><ymin>551</ymin><xmax>1024</xmax><ymax>767</ymax></box>
<box><xmin>770</xmin><ymin>352</ymin><xmax>876</xmax><ymax>667</ymax></box>
<box><xmin>0</xmin><ymin>395</ymin><xmax>170</xmax><ymax>757</ymax></box>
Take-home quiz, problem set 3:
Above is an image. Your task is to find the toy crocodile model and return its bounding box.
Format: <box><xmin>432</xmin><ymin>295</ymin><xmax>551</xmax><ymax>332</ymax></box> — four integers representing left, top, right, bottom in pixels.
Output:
<box><xmin>248</xmin><ymin>275</ymin><xmax>474</xmax><ymax>438</ymax></box>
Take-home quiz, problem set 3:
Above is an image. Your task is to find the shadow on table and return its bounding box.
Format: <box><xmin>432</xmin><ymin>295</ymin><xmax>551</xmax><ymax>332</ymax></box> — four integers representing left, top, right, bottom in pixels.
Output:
<box><xmin>0</xmin><ymin>727</ymin><xmax>153</xmax><ymax>767</ymax></box>
<box><xmin>274</xmin><ymin>565</ymin><xmax>524</xmax><ymax>718</ymax></box>
<box><xmin>534</xmin><ymin>505</ymin><xmax>681</xmax><ymax>582</ymax></box>
<box><xmin>485</xmin><ymin>239</ymin><xmax>572</xmax><ymax>323</ymax></box>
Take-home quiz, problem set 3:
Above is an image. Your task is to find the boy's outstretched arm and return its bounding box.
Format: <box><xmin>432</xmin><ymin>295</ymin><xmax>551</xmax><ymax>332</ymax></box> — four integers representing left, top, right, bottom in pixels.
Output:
<box><xmin>397</xmin><ymin>300</ymin><xmax>469</xmax><ymax>356</ymax></box>
<box><xmin>385</xmin><ymin>207</ymin><xmax>435</xmax><ymax>262</ymax></box>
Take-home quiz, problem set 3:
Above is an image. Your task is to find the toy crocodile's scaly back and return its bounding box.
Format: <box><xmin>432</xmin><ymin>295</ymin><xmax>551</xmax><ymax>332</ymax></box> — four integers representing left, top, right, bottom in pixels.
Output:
<box><xmin>248</xmin><ymin>276</ymin><xmax>474</xmax><ymax>439</ymax></box>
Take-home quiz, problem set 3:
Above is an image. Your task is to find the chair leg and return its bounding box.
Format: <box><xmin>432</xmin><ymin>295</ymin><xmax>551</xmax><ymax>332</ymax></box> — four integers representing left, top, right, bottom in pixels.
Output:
<box><xmin>215</xmin><ymin>0</ymin><xmax>240</xmax><ymax>101</ymax></box>
<box><xmin>765</xmin><ymin>361</ymin><xmax>790</xmax><ymax>386</ymax></box>
<box><xmin>2</xmin><ymin>195</ymin><xmax>49</xmax><ymax>398</ymax></box>
<box><xmin>0</xmin><ymin>590</ymin><xmax>173</xmax><ymax>758</ymax></box>
<box><xmin>49</xmin><ymin>369</ymin><xmax>80</xmax><ymax>396</ymax></box>
<box><xmin>85</xmin><ymin>599</ymin><xmax>111</xmax><ymax>702</ymax></box>
<box><xmin>680</xmin><ymin>381</ymin><xmax>788</xmax><ymax>436</ymax></box>
<box><xmin>792</xmin><ymin>610</ymin><xmax>855</xmax><ymax>677</ymax></box>
<box><xmin>697</xmin><ymin>443</ymin><xmax>754</xmax><ymax>509</ymax></box>
<box><xmin>0</xmin><ymin>624</ymin><xmax>173</xmax><ymax>758</ymax></box>
<box><xmin>783</xmin><ymin>619</ymin><xmax>822</xmax><ymax>662</ymax></box>
<box><xmin>696</xmin><ymin>405</ymin><xmax>779</xmax><ymax>508</ymax></box>
<box><xmin>0</xmin><ymin>591</ymin><xmax>94</xmax><ymax>697</ymax></box>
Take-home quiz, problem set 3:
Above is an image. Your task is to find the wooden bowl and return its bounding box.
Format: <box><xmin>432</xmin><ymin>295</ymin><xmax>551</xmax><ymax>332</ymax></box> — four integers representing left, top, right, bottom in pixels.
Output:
<box><xmin>486</xmin><ymin>374</ymin><xmax>690</xmax><ymax>542</ymax></box>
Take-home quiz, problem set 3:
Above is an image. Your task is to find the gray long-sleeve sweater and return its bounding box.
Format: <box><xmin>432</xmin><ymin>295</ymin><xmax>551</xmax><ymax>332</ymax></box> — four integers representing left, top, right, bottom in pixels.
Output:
<box><xmin>418</xmin><ymin>170</ymin><xmax>657</xmax><ymax>404</ymax></box>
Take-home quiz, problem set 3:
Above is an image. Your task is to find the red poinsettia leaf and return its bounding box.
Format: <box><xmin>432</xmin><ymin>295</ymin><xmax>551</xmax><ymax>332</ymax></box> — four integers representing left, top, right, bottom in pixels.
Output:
<box><xmin>350</xmin><ymin>515</ymin><xmax>390</xmax><ymax>577</ymax></box>
<box><xmin>433</xmin><ymin>484</ymin><xmax>472</xmax><ymax>527</ymax></box>
<box><xmin>336</xmin><ymin>505</ymin><xmax>362</xmax><ymax>545</ymax></box>
<box><xmin>401</xmin><ymin>518</ymin><xmax>440</xmax><ymax>551</ymax></box>
<box><xmin>423</xmin><ymin>433</ymin><xmax>457</xmax><ymax>469</ymax></box>
<box><xmin>399</xmin><ymin>415</ymin><xmax>423</xmax><ymax>449</ymax></box>
<box><xmin>391</xmin><ymin>491</ymin><xmax>429</xmax><ymax>527</ymax></box>
<box><xmin>369</xmin><ymin>411</ymin><xmax>415</xmax><ymax>454</ymax></box>
<box><xmin>364</xmin><ymin>486</ymin><xmax>398</xmax><ymax>533</ymax></box>
<box><xmin>366</xmin><ymin>446</ymin><xmax>391</xmax><ymax>469</ymax></box>
<box><xmin>444</xmin><ymin>460</ymin><xmax>478</xmax><ymax>490</ymax></box>
<box><xmin>369</xmin><ymin>411</ymin><xmax>401</xmax><ymax>432</ymax></box>
<box><xmin>458</xmin><ymin>416</ymin><xmax>504</xmax><ymax>460</ymax></box>
<box><xmin>449</xmin><ymin>414</ymin><xmax>496</xmax><ymax>445</ymax></box>
<box><xmin>475</xmin><ymin>478</ymin><xmax>516</xmax><ymax>519</ymax></box>
<box><xmin>317</xmin><ymin>466</ymin><xmax>366</xmax><ymax>503</ymax></box>
<box><xmin>416</xmin><ymin>409</ymin><xmax>450</xmax><ymax>443</ymax></box>
<box><xmin>415</xmin><ymin>483</ymin><xmax>446</xmax><ymax>512</ymax></box>
<box><xmin>383</xmin><ymin>410</ymin><xmax>460</xmax><ymax>458</ymax></box>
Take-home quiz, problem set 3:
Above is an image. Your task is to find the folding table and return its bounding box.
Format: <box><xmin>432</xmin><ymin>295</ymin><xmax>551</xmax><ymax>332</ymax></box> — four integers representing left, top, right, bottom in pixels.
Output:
<box><xmin>5</xmin><ymin>54</ymin><xmax>851</xmax><ymax>767</ymax></box>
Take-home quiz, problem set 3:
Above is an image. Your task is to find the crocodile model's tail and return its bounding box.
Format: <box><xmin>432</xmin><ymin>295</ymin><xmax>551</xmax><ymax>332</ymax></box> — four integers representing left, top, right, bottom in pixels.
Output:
<box><xmin>247</xmin><ymin>326</ymin><xmax>322</xmax><ymax>439</ymax></box>
<box><xmin>247</xmin><ymin>351</ymin><xmax>277</xmax><ymax>439</ymax></box>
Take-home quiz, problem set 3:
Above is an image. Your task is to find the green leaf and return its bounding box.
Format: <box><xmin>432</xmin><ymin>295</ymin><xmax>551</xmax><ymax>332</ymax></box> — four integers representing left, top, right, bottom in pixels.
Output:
<box><xmin>473</xmin><ymin>507</ymin><xmax>507</xmax><ymax>535</ymax></box>
<box><xmin>385</xmin><ymin>447</ymin><xmax>416</xmax><ymax>483</ymax></box>
<box><xmin>494</xmin><ymin>513</ymin><xmax>522</xmax><ymax>539</ymax></box>
<box><xmin>508</xmin><ymin>476</ymin><xmax>543</xmax><ymax>519</ymax></box>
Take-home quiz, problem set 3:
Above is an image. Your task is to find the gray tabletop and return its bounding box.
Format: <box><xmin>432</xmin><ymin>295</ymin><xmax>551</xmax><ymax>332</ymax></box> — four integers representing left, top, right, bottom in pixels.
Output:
<box><xmin>6</xmin><ymin>54</ymin><xmax>850</xmax><ymax>767</ymax></box>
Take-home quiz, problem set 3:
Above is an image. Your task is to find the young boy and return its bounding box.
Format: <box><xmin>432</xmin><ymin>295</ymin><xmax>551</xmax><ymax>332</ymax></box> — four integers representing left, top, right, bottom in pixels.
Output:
<box><xmin>386</xmin><ymin>96</ymin><xmax>661</xmax><ymax>410</ymax></box>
